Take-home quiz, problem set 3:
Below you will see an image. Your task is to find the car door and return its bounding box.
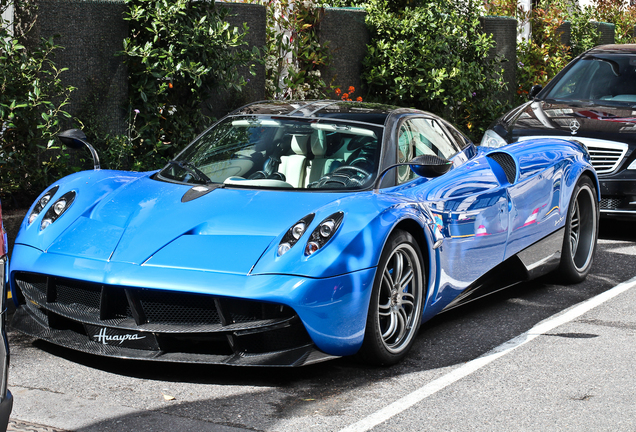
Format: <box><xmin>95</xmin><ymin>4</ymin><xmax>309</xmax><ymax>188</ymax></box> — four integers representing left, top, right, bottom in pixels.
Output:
<box><xmin>396</xmin><ymin>117</ymin><xmax>511</xmax><ymax>307</ymax></box>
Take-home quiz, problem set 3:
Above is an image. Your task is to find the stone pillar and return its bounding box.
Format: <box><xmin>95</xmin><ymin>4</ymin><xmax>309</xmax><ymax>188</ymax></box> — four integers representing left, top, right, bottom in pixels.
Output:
<box><xmin>480</xmin><ymin>16</ymin><xmax>517</xmax><ymax>105</ymax></box>
<box><xmin>318</xmin><ymin>7</ymin><xmax>369</xmax><ymax>98</ymax></box>
<box><xmin>557</xmin><ymin>21</ymin><xmax>571</xmax><ymax>46</ymax></box>
<box><xmin>27</xmin><ymin>0</ymin><xmax>129</xmax><ymax>135</ymax></box>
<box><xmin>211</xmin><ymin>2</ymin><xmax>266</xmax><ymax>119</ymax></box>
<box><xmin>592</xmin><ymin>21</ymin><xmax>615</xmax><ymax>45</ymax></box>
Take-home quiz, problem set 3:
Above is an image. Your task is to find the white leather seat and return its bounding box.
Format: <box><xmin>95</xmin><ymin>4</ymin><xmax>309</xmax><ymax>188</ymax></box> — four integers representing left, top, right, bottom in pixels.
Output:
<box><xmin>307</xmin><ymin>132</ymin><xmax>343</xmax><ymax>184</ymax></box>
<box><xmin>278</xmin><ymin>135</ymin><xmax>310</xmax><ymax>188</ymax></box>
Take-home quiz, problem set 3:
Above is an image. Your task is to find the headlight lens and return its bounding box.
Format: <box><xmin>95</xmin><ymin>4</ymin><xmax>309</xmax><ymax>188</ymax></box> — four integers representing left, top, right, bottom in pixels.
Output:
<box><xmin>480</xmin><ymin>129</ymin><xmax>508</xmax><ymax>148</ymax></box>
<box><xmin>278</xmin><ymin>214</ymin><xmax>315</xmax><ymax>256</ymax></box>
<box><xmin>305</xmin><ymin>212</ymin><xmax>344</xmax><ymax>256</ymax></box>
<box><xmin>28</xmin><ymin>185</ymin><xmax>59</xmax><ymax>225</ymax></box>
<box><xmin>628</xmin><ymin>159</ymin><xmax>636</xmax><ymax>170</ymax></box>
<box><xmin>40</xmin><ymin>191</ymin><xmax>76</xmax><ymax>230</ymax></box>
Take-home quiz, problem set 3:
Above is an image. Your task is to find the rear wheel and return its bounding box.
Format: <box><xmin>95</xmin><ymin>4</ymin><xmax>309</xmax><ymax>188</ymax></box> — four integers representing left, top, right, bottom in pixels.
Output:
<box><xmin>558</xmin><ymin>176</ymin><xmax>598</xmax><ymax>283</ymax></box>
<box><xmin>358</xmin><ymin>230</ymin><xmax>424</xmax><ymax>366</ymax></box>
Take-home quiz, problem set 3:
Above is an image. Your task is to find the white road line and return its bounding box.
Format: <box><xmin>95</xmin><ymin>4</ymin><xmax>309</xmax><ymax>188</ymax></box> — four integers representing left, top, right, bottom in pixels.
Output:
<box><xmin>339</xmin><ymin>275</ymin><xmax>636</xmax><ymax>432</ymax></box>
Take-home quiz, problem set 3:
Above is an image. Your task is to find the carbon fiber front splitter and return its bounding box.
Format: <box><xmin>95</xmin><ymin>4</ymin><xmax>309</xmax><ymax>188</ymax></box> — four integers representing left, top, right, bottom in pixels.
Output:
<box><xmin>11</xmin><ymin>307</ymin><xmax>337</xmax><ymax>367</ymax></box>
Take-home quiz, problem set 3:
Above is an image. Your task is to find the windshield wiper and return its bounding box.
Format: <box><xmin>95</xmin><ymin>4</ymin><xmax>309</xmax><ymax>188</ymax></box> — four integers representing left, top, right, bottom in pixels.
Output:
<box><xmin>168</xmin><ymin>160</ymin><xmax>212</xmax><ymax>184</ymax></box>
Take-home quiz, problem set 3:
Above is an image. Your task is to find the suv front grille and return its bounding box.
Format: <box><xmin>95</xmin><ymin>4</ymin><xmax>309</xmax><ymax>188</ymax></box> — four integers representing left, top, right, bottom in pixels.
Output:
<box><xmin>517</xmin><ymin>136</ymin><xmax>628</xmax><ymax>175</ymax></box>
<box><xmin>571</xmin><ymin>138</ymin><xmax>628</xmax><ymax>174</ymax></box>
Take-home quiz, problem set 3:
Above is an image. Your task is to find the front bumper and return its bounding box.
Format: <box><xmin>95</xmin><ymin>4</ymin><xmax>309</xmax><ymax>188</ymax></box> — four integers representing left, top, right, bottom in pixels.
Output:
<box><xmin>598</xmin><ymin>177</ymin><xmax>636</xmax><ymax>218</ymax></box>
<box><xmin>10</xmin><ymin>245</ymin><xmax>376</xmax><ymax>366</ymax></box>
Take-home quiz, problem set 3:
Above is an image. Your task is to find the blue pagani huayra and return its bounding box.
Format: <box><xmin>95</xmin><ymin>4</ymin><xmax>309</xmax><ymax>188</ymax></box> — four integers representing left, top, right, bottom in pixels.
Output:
<box><xmin>9</xmin><ymin>101</ymin><xmax>599</xmax><ymax>366</ymax></box>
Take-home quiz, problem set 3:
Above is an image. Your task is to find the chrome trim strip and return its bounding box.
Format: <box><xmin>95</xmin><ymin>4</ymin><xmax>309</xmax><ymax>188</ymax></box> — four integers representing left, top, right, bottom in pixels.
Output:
<box><xmin>600</xmin><ymin>208</ymin><xmax>636</xmax><ymax>214</ymax></box>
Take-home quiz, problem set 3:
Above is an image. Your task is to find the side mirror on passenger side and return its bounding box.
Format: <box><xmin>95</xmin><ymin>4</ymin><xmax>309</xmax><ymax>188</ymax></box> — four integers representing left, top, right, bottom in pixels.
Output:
<box><xmin>373</xmin><ymin>155</ymin><xmax>453</xmax><ymax>193</ymax></box>
<box><xmin>529</xmin><ymin>84</ymin><xmax>543</xmax><ymax>100</ymax></box>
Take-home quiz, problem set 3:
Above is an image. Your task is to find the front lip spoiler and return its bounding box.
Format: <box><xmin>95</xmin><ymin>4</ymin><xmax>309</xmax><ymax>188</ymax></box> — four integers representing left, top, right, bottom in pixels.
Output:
<box><xmin>11</xmin><ymin>307</ymin><xmax>338</xmax><ymax>367</ymax></box>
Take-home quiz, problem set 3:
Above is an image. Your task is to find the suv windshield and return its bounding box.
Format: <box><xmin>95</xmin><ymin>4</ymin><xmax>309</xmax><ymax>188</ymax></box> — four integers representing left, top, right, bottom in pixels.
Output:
<box><xmin>544</xmin><ymin>54</ymin><xmax>636</xmax><ymax>106</ymax></box>
<box><xmin>157</xmin><ymin>116</ymin><xmax>383</xmax><ymax>190</ymax></box>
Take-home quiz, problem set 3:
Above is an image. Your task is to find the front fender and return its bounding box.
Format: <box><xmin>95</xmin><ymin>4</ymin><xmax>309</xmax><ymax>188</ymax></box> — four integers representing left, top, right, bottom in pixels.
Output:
<box><xmin>250</xmin><ymin>192</ymin><xmax>433</xmax><ymax>278</ymax></box>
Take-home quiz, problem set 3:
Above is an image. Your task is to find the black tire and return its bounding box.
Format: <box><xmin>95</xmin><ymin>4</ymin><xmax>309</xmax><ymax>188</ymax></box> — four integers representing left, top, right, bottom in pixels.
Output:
<box><xmin>358</xmin><ymin>230</ymin><xmax>425</xmax><ymax>366</ymax></box>
<box><xmin>557</xmin><ymin>176</ymin><xmax>599</xmax><ymax>283</ymax></box>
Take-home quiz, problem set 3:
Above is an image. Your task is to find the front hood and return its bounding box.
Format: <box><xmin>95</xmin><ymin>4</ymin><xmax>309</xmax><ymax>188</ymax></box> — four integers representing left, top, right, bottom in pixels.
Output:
<box><xmin>17</xmin><ymin>172</ymin><xmax>351</xmax><ymax>275</ymax></box>
<box><xmin>507</xmin><ymin>100</ymin><xmax>636</xmax><ymax>146</ymax></box>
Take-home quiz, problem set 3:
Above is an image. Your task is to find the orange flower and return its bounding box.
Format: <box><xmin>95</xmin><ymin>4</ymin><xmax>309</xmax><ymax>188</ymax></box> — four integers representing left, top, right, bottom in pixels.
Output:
<box><xmin>348</xmin><ymin>86</ymin><xmax>355</xmax><ymax>94</ymax></box>
<box><xmin>342</xmin><ymin>93</ymin><xmax>349</xmax><ymax>100</ymax></box>
<box><xmin>356</xmin><ymin>96</ymin><xmax>363</xmax><ymax>102</ymax></box>
<box><xmin>168</xmin><ymin>82</ymin><xmax>173</xmax><ymax>89</ymax></box>
<box><xmin>335</xmin><ymin>88</ymin><xmax>342</xmax><ymax>96</ymax></box>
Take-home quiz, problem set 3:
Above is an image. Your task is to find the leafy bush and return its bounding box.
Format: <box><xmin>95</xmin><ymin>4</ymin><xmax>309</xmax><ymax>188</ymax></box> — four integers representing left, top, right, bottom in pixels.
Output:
<box><xmin>592</xmin><ymin>0</ymin><xmax>636</xmax><ymax>44</ymax></box>
<box><xmin>0</xmin><ymin>0</ymin><xmax>76</xmax><ymax>209</ymax></box>
<box><xmin>120</xmin><ymin>0</ymin><xmax>256</xmax><ymax>167</ymax></box>
<box><xmin>486</xmin><ymin>0</ymin><xmax>600</xmax><ymax>104</ymax></box>
<box><xmin>264</xmin><ymin>0</ymin><xmax>331</xmax><ymax>99</ymax></box>
<box><xmin>359</xmin><ymin>0</ymin><xmax>508</xmax><ymax>140</ymax></box>
<box><xmin>515</xmin><ymin>2</ymin><xmax>571</xmax><ymax>102</ymax></box>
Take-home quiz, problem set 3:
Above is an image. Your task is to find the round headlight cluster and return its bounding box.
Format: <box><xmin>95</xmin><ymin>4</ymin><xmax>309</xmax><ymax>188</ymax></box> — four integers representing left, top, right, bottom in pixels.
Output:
<box><xmin>28</xmin><ymin>186</ymin><xmax>60</xmax><ymax>225</ymax></box>
<box><xmin>40</xmin><ymin>191</ymin><xmax>76</xmax><ymax>230</ymax></box>
<box><xmin>305</xmin><ymin>212</ymin><xmax>344</xmax><ymax>256</ymax></box>
<box><xmin>278</xmin><ymin>214</ymin><xmax>315</xmax><ymax>257</ymax></box>
<box><xmin>277</xmin><ymin>212</ymin><xmax>345</xmax><ymax>257</ymax></box>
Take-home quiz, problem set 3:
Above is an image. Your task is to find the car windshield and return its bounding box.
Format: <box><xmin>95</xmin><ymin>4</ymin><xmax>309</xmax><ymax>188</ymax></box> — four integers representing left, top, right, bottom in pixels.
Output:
<box><xmin>544</xmin><ymin>54</ymin><xmax>636</xmax><ymax>106</ymax></box>
<box><xmin>157</xmin><ymin>116</ymin><xmax>383</xmax><ymax>190</ymax></box>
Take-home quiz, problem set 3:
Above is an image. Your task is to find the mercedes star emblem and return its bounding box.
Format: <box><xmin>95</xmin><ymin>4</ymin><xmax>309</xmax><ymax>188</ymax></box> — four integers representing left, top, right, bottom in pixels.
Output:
<box><xmin>569</xmin><ymin>119</ymin><xmax>580</xmax><ymax>135</ymax></box>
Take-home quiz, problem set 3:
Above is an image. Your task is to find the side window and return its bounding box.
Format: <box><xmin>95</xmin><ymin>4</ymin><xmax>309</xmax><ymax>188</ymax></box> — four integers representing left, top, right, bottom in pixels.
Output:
<box><xmin>441</xmin><ymin>119</ymin><xmax>471</xmax><ymax>149</ymax></box>
<box><xmin>396</xmin><ymin>118</ymin><xmax>458</xmax><ymax>184</ymax></box>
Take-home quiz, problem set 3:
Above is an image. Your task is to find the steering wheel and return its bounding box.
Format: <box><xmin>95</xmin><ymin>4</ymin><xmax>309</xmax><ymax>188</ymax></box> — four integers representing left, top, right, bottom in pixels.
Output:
<box><xmin>309</xmin><ymin>165</ymin><xmax>371</xmax><ymax>189</ymax></box>
<box><xmin>332</xmin><ymin>165</ymin><xmax>370</xmax><ymax>178</ymax></box>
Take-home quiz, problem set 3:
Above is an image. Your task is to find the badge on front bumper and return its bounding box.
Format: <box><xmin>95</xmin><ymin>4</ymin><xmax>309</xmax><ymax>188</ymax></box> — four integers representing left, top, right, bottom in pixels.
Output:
<box><xmin>85</xmin><ymin>325</ymin><xmax>159</xmax><ymax>350</ymax></box>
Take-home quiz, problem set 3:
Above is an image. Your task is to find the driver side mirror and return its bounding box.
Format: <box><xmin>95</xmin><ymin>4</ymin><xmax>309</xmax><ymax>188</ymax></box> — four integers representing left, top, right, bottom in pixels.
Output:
<box><xmin>528</xmin><ymin>84</ymin><xmax>543</xmax><ymax>100</ymax></box>
<box><xmin>58</xmin><ymin>129</ymin><xmax>101</xmax><ymax>170</ymax></box>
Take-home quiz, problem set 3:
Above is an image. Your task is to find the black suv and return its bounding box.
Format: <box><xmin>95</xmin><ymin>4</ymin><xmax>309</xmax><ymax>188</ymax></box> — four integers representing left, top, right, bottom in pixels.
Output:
<box><xmin>483</xmin><ymin>44</ymin><xmax>636</xmax><ymax>219</ymax></box>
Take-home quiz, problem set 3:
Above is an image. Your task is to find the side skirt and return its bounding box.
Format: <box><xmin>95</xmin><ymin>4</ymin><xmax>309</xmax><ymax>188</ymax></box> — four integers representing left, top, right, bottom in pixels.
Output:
<box><xmin>441</xmin><ymin>227</ymin><xmax>564</xmax><ymax>312</ymax></box>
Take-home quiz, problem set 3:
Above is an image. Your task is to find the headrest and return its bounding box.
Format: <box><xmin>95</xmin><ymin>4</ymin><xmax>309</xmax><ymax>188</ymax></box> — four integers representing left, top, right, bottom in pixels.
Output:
<box><xmin>291</xmin><ymin>135</ymin><xmax>310</xmax><ymax>155</ymax></box>
<box><xmin>311</xmin><ymin>131</ymin><xmax>326</xmax><ymax>157</ymax></box>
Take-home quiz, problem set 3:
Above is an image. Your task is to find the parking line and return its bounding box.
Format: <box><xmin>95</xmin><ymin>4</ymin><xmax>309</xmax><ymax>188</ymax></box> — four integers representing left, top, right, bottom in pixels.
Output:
<box><xmin>339</xmin><ymin>275</ymin><xmax>636</xmax><ymax>432</ymax></box>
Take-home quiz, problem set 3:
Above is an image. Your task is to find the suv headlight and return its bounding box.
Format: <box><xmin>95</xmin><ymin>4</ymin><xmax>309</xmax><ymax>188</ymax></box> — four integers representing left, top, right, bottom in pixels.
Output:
<box><xmin>480</xmin><ymin>129</ymin><xmax>508</xmax><ymax>148</ymax></box>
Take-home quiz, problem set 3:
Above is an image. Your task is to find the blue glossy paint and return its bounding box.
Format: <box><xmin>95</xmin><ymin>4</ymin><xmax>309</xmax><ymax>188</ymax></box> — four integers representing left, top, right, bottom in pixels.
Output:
<box><xmin>9</xmin><ymin>136</ymin><xmax>598</xmax><ymax>357</ymax></box>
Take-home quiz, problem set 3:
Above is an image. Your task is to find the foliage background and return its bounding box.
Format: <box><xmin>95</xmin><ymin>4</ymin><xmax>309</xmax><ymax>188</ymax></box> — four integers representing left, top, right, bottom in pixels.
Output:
<box><xmin>4</xmin><ymin>0</ymin><xmax>636</xmax><ymax>209</ymax></box>
<box><xmin>1</xmin><ymin>0</ymin><xmax>75</xmax><ymax>209</ymax></box>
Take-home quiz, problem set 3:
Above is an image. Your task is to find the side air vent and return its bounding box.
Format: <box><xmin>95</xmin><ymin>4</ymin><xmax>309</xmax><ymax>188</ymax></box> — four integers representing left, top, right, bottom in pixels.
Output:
<box><xmin>487</xmin><ymin>152</ymin><xmax>517</xmax><ymax>184</ymax></box>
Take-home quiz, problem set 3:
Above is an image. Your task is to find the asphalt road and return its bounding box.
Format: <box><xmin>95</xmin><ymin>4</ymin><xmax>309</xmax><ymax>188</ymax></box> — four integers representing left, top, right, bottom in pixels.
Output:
<box><xmin>6</xmin><ymin>219</ymin><xmax>636</xmax><ymax>432</ymax></box>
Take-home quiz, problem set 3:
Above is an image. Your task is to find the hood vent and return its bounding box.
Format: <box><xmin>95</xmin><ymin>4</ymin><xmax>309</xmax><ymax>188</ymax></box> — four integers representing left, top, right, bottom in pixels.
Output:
<box><xmin>487</xmin><ymin>152</ymin><xmax>517</xmax><ymax>184</ymax></box>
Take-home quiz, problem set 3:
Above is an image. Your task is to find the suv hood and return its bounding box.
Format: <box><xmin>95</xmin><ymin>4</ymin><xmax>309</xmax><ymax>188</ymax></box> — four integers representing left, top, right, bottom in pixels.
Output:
<box><xmin>502</xmin><ymin>100</ymin><xmax>636</xmax><ymax>147</ymax></box>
